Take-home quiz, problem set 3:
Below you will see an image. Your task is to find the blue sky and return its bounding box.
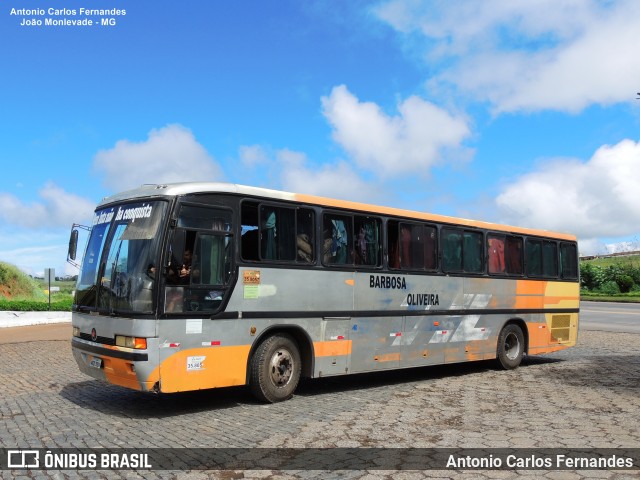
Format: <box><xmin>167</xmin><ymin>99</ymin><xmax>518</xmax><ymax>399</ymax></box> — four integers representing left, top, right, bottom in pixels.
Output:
<box><xmin>1</xmin><ymin>0</ymin><xmax>640</xmax><ymax>277</ymax></box>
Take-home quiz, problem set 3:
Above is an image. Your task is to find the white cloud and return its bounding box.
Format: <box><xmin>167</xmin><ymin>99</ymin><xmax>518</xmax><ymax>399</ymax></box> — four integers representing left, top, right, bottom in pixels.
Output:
<box><xmin>495</xmin><ymin>139</ymin><xmax>640</xmax><ymax>240</ymax></box>
<box><xmin>374</xmin><ymin>0</ymin><xmax>640</xmax><ymax>113</ymax></box>
<box><xmin>0</xmin><ymin>224</ymin><xmax>84</xmax><ymax>277</ymax></box>
<box><xmin>235</xmin><ymin>144</ymin><xmax>382</xmax><ymax>203</ymax></box>
<box><xmin>277</xmin><ymin>148</ymin><xmax>382</xmax><ymax>203</ymax></box>
<box><xmin>0</xmin><ymin>244</ymin><xmax>64</xmax><ymax>278</ymax></box>
<box><xmin>93</xmin><ymin>124</ymin><xmax>223</xmax><ymax>191</ymax></box>
<box><xmin>239</xmin><ymin>144</ymin><xmax>271</xmax><ymax>168</ymax></box>
<box><xmin>0</xmin><ymin>182</ymin><xmax>95</xmax><ymax>229</ymax></box>
<box><xmin>321</xmin><ymin>85</ymin><xmax>471</xmax><ymax>176</ymax></box>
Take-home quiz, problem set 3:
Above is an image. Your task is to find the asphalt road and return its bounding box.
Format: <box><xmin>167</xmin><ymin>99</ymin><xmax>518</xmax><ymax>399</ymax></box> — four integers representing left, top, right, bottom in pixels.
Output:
<box><xmin>579</xmin><ymin>301</ymin><xmax>640</xmax><ymax>333</ymax></box>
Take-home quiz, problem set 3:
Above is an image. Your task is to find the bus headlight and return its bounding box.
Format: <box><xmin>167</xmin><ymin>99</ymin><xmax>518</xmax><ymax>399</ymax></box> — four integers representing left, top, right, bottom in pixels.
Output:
<box><xmin>72</xmin><ymin>327</ymin><xmax>80</xmax><ymax>337</ymax></box>
<box><xmin>115</xmin><ymin>335</ymin><xmax>147</xmax><ymax>349</ymax></box>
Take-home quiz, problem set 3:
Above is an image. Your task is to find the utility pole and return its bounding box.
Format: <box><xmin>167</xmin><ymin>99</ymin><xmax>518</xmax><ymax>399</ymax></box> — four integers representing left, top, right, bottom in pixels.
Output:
<box><xmin>44</xmin><ymin>268</ymin><xmax>55</xmax><ymax>311</ymax></box>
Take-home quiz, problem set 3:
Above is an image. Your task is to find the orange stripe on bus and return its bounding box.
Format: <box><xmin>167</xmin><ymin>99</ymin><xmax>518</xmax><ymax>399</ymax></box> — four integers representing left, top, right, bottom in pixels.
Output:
<box><xmin>374</xmin><ymin>353</ymin><xmax>401</xmax><ymax>362</ymax></box>
<box><xmin>529</xmin><ymin>344</ymin><xmax>571</xmax><ymax>354</ymax></box>
<box><xmin>515</xmin><ymin>281</ymin><xmax>579</xmax><ymax>309</ymax></box>
<box><xmin>295</xmin><ymin>194</ymin><xmax>576</xmax><ymax>240</ymax></box>
<box><xmin>516</xmin><ymin>280</ymin><xmax>546</xmax><ymax>296</ymax></box>
<box><xmin>314</xmin><ymin>340</ymin><xmax>352</xmax><ymax>357</ymax></box>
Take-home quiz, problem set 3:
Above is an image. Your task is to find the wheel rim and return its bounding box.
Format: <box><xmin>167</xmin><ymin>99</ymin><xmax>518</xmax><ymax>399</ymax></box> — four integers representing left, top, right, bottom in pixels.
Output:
<box><xmin>269</xmin><ymin>348</ymin><xmax>294</xmax><ymax>388</ymax></box>
<box><xmin>504</xmin><ymin>332</ymin><xmax>521</xmax><ymax>360</ymax></box>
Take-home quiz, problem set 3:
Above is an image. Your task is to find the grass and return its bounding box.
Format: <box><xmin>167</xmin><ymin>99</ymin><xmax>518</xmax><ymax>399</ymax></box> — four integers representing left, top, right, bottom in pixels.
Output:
<box><xmin>0</xmin><ymin>261</ymin><xmax>74</xmax><ymax>311</ymax></box>
<box><xmin>580</xmin><ymin>253</ymin><xmax>640</xmax><ymax>269</ymax></box>
<box><xmin>580</xmin><ymin>292</ymin><xmax>640</xmax><ymax>302</ymax></box>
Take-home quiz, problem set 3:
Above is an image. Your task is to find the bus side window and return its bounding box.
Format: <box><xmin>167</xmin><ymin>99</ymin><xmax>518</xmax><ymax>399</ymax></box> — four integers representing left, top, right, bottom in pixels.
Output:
<box><xmin>296</xmin><ymin>208</ymin><xmax>314</xmax><ymax>263</ymax></box>
<box><xmin>442</xmin><ymin>229</ymin><xmax>463</xmax><ymax>272</ymax></box>
<box><xmin>525</xmin><ymin>240</ymin><xmax>542</xmax><ymax>276</ymax></box>
<box><xmin>463</xmin><ymin>231</ymin><xmax>483</xmax><ymax>273</ymax></box>
<box><xmin>526</xmin><ymin>239</ymin><xmax>558</xmax><ymax>278</ymax></box>
<box><xmin>488</xmin><ymin>235</ymin><xmax>506</xmax><ymax>274</ymax></box>
<box><xmin>488</xmin><ymin>235</ymin><xmax>523</xmax><ymax>275</ymax></box>
<box><xmin>560</xmin><ymin>243</ymin><xmax>578</xmax><ymax>279</ymax></box>
<box><xmin>390</xmin><ymin>222</ymin><xmax>437</xmax><ymax>271</ymax></box>
<box><xmin>423</xmin><ymin>225</ymin><xmax>437</xmax><ymax>270</ymax></box>
<box><xmin>260</xmin><ymin>205</ymin><xmax>300</xmax><ymax>262</ymax></box>
<box><xmin>388</xmin><ymin>221</ymin><xmax>400</xmax><ymax>269</ymax></box>
<box><xmin>400</xmin><ymin>224</ymin><xmax>414</xmax><ymax>268</ymax></box>
<box><xmin>505</xmin><ymin>236</ymin><xmax>524</xmax><ymax>275</ymax></box>
<box><xmin>354</xmin><ymin>216</ymin><xmax>381</xmax><ymax>267</ymax></box>
<box><xmin>243</xmin><ymin>202</ymin><xmax>314</xmax><ymax>264</ymax></box>
<box><xmin>323</xmin><ymin>214</ymin><xmax>352</xmax><ymax>265</ymax></box>
<box><xmin>542</xmin><ymin>241</ymin><xmax>558</xmax><ymax>277</ymax></box>
<box><xmin>443</xmin><ymin>229</ymin><xmax>482</xmax><ymax>273</ymax></box>
<box><xmin>241</xmin><ymin>202</ymin><xmax>259</xmax><ymax>261</ymax></box>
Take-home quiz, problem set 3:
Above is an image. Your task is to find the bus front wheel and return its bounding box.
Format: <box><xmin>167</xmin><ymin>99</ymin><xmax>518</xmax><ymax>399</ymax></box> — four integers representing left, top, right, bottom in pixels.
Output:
<box><xmin>496</xmin><ymin>323</ymin><xmax>524</xmax><ymax>369</ymax></box>
<box><xmin>249</xmin><ymin>334</ymin><xmax>301</xmax><ymax>403</ymax></box>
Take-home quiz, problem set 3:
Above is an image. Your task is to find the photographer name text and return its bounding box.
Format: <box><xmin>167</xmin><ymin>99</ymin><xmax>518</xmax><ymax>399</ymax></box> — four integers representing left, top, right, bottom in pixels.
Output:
<box><xmin>10</xmin><ymin>7</ymin><xmax>126</xmax><ymax>28</ymax></box>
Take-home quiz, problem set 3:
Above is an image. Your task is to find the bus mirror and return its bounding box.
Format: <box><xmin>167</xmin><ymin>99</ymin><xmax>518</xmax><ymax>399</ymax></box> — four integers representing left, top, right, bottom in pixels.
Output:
<box><xmin>68</xmin><ymin>229</ymin><xmax>79</xmax><ymax>261</ymax></box>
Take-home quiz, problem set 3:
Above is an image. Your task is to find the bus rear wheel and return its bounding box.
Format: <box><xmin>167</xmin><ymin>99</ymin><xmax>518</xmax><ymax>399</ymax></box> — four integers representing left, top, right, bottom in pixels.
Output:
<box><xmin>249</xmin><ymin>333</ymin><xmax>301</xmax><ymax>403</ymax></box>
<box><xmin>496</xmin><ymin>323</ymin><xmax>524</xmax><ymax>369</ymax></box>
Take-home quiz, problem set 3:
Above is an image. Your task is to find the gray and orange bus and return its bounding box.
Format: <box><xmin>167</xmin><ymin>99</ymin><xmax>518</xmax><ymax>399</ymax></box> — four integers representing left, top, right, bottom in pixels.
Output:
<box><xmin>68</xmin><ymin>183</ymin><xmax>579</xmax><ymax>402</ymax></box>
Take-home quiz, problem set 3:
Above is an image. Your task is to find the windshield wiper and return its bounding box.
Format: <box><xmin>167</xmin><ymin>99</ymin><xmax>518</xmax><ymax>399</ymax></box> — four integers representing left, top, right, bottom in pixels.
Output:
<box><xmin>76</xmin><ymin>284</ymin><xmax>97</xmax><ymax>307</ymax></box>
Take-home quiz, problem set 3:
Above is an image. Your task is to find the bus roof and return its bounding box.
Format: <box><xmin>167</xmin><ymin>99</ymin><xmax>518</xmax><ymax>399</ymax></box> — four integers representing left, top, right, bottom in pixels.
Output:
<box><xmin>98</xmin><ymin>182</ymin><xmax>577</xmax><ymax>241</ymax></box>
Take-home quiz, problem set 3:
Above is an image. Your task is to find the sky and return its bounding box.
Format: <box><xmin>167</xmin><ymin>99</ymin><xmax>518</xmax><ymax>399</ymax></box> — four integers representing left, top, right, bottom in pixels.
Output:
<box><xmin>1</xmin><ymin>0</ymin><xmax>640</xmax><ymax>277</ymax></box>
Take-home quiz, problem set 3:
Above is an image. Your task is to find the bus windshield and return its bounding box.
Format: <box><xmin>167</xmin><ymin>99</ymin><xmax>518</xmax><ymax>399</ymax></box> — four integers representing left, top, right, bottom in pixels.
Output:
<box><xmin>75</xmin><ymin>201</ymin><xmax>167</xmax><ymax>313</ymax></box>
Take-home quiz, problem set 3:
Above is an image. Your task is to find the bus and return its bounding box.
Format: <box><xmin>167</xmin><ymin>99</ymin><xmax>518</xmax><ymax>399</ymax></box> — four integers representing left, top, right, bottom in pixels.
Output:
<box><xmin>68</xmin><ymin>182</ymin><xmax>579</xmax><ymax>403</ymax></box>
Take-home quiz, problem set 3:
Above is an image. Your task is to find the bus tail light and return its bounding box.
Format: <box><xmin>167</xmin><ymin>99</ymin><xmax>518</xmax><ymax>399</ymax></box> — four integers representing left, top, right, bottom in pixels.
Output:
<box><xmin>115</xmin><ymin>335</ymin><xmax>147</xmax><ymax>349</ymax></box>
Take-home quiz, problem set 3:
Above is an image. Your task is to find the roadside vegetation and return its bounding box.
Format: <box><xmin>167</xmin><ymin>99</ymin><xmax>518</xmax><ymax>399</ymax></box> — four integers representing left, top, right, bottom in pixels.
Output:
<box><xmin>0</xmin><ymin>261</ymin><xmax>74</xmax><ymax>311</ymax></box>
<box><xmin>579</xmin><ymin>254</ymin><xmax>640</xmax><ymax>302</ymax></box>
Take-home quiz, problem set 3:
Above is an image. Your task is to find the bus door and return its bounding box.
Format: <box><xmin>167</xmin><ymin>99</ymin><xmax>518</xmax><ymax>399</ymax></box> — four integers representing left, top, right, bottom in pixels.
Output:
<box><xmin>159</xmin><ymin>204</ymin><xmax>234</xmax><ymax>392</ymax></box>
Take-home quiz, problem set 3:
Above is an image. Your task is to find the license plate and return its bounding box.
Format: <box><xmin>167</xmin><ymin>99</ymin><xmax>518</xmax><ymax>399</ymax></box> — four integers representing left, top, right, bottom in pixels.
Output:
<box><xmin>89</xmin><ymin>357</ymin><xmax>102</xmax><ymax>369</ymax></box>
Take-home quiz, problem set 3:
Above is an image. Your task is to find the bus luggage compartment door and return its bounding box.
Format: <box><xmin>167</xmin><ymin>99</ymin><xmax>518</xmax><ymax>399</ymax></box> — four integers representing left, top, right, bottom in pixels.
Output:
<box><xmin>316</xmin><ymin>317</ymin><xmax>352</xmax><ymax>377</ymax></box>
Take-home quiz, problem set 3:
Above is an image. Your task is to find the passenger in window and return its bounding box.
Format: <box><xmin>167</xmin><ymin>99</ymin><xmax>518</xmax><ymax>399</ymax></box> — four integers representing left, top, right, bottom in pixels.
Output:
<box><xmin>330</xmin><ymin>219</ymin><xmax>348</xmax><ymax>264</ymax></box>
<box><xmin>355</xmin><ymin>226</ymin><xmax>367</xmax><ymax>264</ymax></box>
<box><xmin>179</xmin><ymin>249</ymin><xmax>192</xmax><ymax>281</ymax></box>
<box><xmin>297</xmin><ymin>232</ymin><xmax>313</xmax><ymax>262</ymax></box>
<box><xmin>167</xmin><ymin>248</ymin><xmax>193</xmax><ymax>285</ymax></box>
<box><xmin>262</xmin><ymin>211</ymin><xmax>277</xmax><ymax>259</ymax></box>
<box><xmin>296</xmin><ymin>210</ymin><xmax>314</xmax><ymax>263</ymax></box>
<box><xmin>165</xmin><ymin>247</ymin><xmax>194</xmax><ymax>313</ymax></box>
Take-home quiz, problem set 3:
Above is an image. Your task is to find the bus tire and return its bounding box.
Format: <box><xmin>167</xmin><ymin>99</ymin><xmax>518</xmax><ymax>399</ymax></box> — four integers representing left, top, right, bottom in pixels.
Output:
<box><xmin>249</xmin><ymin>333</ymin><xmax>301</xmax><ymax>403</ymax></box>
<box><xmin>496</xmin><ymin>323</ymin><xmax>524</xmax><ymax>370</ymax></box>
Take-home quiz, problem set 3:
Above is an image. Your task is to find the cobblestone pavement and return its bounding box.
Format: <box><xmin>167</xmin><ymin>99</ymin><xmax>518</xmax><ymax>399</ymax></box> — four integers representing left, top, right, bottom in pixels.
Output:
<box><xmin>1</xmin><ymin>330</ymin><xmax>639</xmax><ymax>480</ymax></box>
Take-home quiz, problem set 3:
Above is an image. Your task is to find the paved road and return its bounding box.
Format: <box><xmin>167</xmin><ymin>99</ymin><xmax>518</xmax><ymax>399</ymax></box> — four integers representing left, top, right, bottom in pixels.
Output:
<box><xmin>580</xmin><ymin>301</ymin><xmax>640</xmax><ymax>333</ymax></box>
<box><xmin>1</xmin><ymin>322</ymin><xmax>639</xmax><ymax>479</ymax></box>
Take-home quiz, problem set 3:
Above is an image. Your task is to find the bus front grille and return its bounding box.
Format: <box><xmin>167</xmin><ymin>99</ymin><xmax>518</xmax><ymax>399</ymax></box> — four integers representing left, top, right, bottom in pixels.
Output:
<box><xmin>79</xmin><ymin>332</ymin><xmax>116</xmax><ymax>346</ymax></box>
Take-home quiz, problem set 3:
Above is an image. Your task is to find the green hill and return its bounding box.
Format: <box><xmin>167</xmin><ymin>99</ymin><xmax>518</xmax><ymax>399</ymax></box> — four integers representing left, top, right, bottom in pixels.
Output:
<box><xmin>0</xmin><ymin>262</ymin><xmax>73</xmax><ymax>311</ymax></box>
<box><xmin>0</xmin><ymin>261</ymin><xmax>44</xmax><ymax>300</ymax></box>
